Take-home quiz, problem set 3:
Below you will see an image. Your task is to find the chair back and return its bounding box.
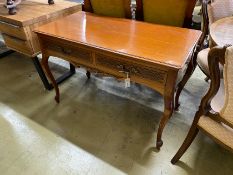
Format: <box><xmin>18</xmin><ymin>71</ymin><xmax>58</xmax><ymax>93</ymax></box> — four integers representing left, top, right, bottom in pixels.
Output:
<box><xmin>208</xmin><ymin>0</ymin><xmax>233</xmax><ymax>25</ymax></box>
<box><xmin>83</xmin><ymin>0</ymin><xmax>132</xmax><ymax>19</ymax></box>
<box><xmin>219</xmin><ymin>46</ymin><xmax>233</xmax><ymax>127</ymax></box>
<box><xmin>135</xmin><ymin>0</ymin><xmax>197</xmax><ymax>27</ymax></box>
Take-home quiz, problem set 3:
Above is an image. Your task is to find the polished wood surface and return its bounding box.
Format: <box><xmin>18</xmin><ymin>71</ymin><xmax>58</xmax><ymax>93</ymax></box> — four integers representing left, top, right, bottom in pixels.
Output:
<box><xmin>35</xmin><ymin>11</ymin><xmax>201</xmax><ymax>69</ymax></box>
<box><xmin>35</xmin><ymin>11</ymin><xmax>201</xmax><ymax>149</ymax></box>
<box><xmin>0</xmin><ymin>0</ymin><xmax>79</xmax><ymax>27</ymax></box>
<box><xmin>210</xmin><ymin>17</ymin><xmax>233</xmax><ymax>46</ymax></box>
<box><xmin>5</xmin><ymin>0</ymin><xmax>55</xmax><ymax>15</ymax></box>
<box><xmin>0</xmin><ymin>0</ymin><xmax>81</xmax><ymax>56</ymax></box>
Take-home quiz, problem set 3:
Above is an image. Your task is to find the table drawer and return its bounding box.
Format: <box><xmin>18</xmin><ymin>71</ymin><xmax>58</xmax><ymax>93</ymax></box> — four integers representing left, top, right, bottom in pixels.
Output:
<box><xmin>0</xmin><ymin>21</ymin><xmax>27</xmax><ymax>40</ymax></box>
<box><xmin>95</xmin><ymin>53</ymin><xmax>167</xmax><ymax>84</ymax></box>
<box><xmin>46</xmin><ymin>43</ymin><xmax>93</xmax><ymax>64</ymax></box>
<box><xmin>2</xmin><ymin>34</ymin><xmax>33</xmax><ymax>55</ymax></box>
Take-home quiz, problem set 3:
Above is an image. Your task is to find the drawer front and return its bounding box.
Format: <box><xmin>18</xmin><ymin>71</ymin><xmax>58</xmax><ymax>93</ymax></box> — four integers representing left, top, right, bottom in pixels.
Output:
<box><xmin>2</xmin><ymin>34</ymin><xmax>33</xmax><ymax>55</ymax></box>
<box><xmin>0</xmin><ymin>21</ymin><xmax>27</xmax><ymax>40</ymax></box>
<box><xmin>95</xmin><ymin>53</ymin><xmax>167</xmax><ymax>84</ymax></box>
<box><xmin>46</xmin><ymin>43</ymin><xmax>93</xmax><ymax>65</ymax></box>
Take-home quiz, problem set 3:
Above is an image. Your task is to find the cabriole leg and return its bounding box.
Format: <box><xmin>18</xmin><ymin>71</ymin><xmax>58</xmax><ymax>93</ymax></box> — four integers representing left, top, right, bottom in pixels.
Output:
<box><xmin>41</xmin><ymin>55</ymin><xmax>60</xmax><ymax>103</ymax></box>
<box><xmin>156</xmin><ymin>70</ymin><xmax>177</xmax><ymax>150</ymax></box>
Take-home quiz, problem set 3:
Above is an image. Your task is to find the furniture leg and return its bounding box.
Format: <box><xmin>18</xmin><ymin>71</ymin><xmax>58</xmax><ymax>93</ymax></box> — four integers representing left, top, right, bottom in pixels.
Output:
<box><xmin>40</xmin><ymin>55</ymin><xmax>60</xmax><ymax>103</ymax></box>
<box><xmin>32</xmin><ymin>56</ymin><xmax>75</xmax><ymax>91</ymax></box>
<box><xmin>86</xmin><ymin>70</ymin><xmax>91</xmax><ymax>79</ymax></box>
<box><xmin>174</xmin><ymin>52</ymin><xmax>198</xmax><ymax>110</ymax></box>
<box><xmin>0</xmin><ymin>40</ymin><xmax>14</xmax><ymax>58</ymax></box>
<box><xmin>156</xmin><ymin>94</ymin><xmax>175</xmax><ymax>149</ymax></box>
<box><xmin>156</xmin><ymin>70</ymin><xmax>177</xmax><ymax>149</ymax></box>
<box><xmin>171</xmin><ymin>126</ymin><xmax>199</xmax><ymax>164</ymax></box>
<box><xmin>48</xmin><ymin>0</ymin><xmax>55</xmax><ymax>5</ymax></box>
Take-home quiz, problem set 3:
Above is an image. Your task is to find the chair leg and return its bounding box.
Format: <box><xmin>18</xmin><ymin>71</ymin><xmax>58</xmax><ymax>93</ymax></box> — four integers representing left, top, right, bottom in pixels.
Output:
<box><xmin>171</xmin><ymin>126</ymin><xmax>199</xmax><ymax>164</ymax></box>
<box><xmin>86</xmin><ymin>71</ymin><xmax>91</xmax><ymax>79</ymax></box>
<box><xmin>175</xmin><ymin>53</ymin><xmax>197</xmax><ymax>111</ymax></box>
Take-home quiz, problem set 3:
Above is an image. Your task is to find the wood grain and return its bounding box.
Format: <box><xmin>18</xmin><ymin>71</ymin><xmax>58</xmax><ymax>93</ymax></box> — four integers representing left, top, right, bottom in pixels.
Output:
<box><xmin>0</xmin><ymin>0</ymin><xmax>81</xmax><ymax>57</ymax></box>
<box><xmin>35</xmin><ymin>11</ymin><xmax>201</xmax><ymax>69</ymax></box>
<box><xmin>35</xmin><ymin>12</ymin><xmax>201</xmax><ymax>149</ymax></box>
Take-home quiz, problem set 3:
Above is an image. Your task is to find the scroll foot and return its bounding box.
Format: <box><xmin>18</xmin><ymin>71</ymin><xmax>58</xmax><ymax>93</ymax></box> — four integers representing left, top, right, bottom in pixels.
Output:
<box><xmin>55</xmin><ymin>95</ymin><xmax>60</xmax><ymax>103</ymax></box>
<box><xmin>156</xmin><ymin>140</ymin><xmax>163</xmax><ymax>150</ymax></box>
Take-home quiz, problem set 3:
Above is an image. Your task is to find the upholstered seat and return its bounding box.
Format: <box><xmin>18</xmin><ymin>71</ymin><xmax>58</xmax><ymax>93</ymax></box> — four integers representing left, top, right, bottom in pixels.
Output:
<box><xmin>198</xmin><ymin>117</ymin><xmax>233</xmax><ymax>150</ymax></box>
<box><xmin>171</xmin><ymin>46</ymin><xmax>233</xmax><ymax>164</ymax></box>
<box><xmin>197</xmin><ymin>48</ymin><xmax>223</xmax><ymax>77</ymax></box>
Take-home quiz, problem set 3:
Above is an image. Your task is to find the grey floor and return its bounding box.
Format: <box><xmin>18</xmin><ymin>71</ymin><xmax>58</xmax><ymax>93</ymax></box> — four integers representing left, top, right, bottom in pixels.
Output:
<box><xmin>0</xmin><ymin>51</ymin><xmax>232</xmax><ymax>175</ymax></box>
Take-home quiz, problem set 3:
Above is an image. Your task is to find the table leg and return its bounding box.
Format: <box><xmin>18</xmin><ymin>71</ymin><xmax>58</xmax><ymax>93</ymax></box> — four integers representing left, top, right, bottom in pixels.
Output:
<box><xmin>0</xmin><ymin>50</ymin><xmax>14</xmax><ymax>58</ymax></box>
<box><xmin>156</xmin><ymin>71</ymin><xmax>177</xmax><ymax>149</ymax></box>
<box><xmin>40</xmin><ymin>55</ymin><xmax>60</xmax><ymax>103</ymax></box>
<box><xmin>33</xmin><ymin>56</ymin><xmax>75</xmax><ymax>92</ymax></box>
<box><xmin>174</xmin><ymin>51</ymin><xmax>197</xmax><ymax>110</ymax></box>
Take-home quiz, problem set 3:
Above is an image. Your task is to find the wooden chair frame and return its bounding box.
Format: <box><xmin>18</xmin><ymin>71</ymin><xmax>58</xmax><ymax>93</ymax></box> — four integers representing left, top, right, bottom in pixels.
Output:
<box><xmin>171</xmin><ymin>45</ymin><xmax>232</xmax><ymax>164</ymax></box>
<box><xmin>83</xmin><ymin>0</ymin><xmax>132</xmax><ymax>19</ymax></box>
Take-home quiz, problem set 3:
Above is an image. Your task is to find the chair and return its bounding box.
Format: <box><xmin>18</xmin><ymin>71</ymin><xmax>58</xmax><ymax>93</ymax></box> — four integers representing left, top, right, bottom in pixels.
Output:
<box><xmin>171</xmin><ymin>45</ymin><xmax>233</xmax><ymax>164</ymax></box>
<box><xmin>83</xmin><ymin>0</ymin><xmax>132</xmax><ymax>19</ymax></box>
<box><xmin>197</xmin><ymin>0</ymin><xmax>233</xmax><ymax>81</ymax></box>
<box><xmin>135</xmin><ymin>0</ymin><xmax>197</xmax><ymax>27</ymax></box>
<box><xmin>82</xmin><ymin>0</ymin><xmax>132</xmax><ymax>78</ymax></box>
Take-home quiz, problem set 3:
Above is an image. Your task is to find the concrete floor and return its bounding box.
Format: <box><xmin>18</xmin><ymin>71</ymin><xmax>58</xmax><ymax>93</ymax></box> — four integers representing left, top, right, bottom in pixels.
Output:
<box><xmin>0</xmin><ymin>52</ymin><xmax>233</xmax><ymax>175</ymax></box>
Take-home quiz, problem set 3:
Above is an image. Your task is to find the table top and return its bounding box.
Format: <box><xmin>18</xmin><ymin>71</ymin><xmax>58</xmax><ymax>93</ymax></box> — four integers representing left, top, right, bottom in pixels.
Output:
<box><xmin>210</xmin><ymin>16</ymin><xmax>233</xmax><ymax>46</ymax></box>
<box><xmin>35</xmin><ymin>11</ymin><xmax>201</xmax><ymax>69</ymax></box>
<box><xmin>0</xmin><ymin>0</ymin><xmax>81</xmax><ymax>27</ymax></box>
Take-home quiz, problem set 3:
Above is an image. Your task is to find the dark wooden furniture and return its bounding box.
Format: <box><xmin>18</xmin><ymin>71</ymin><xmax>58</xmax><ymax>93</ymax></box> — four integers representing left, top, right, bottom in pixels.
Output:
<box><xmin>135</xmin><ymin>0</ymin><xmax>207</xmax><ymax>110</ymax></box>
<box><xmin>6</xmin><ymin>0</ymin><xmax>55</xmax><ymax>15</ymax></box>
<box><xmin>0</xmin><ymin>0</ymin><xmax>81</xmax><ymax>89</ymax></box>
<box><xmin>35</xmin><ymin>11</ymin><xmax>201</xmax><ymax>149</ymax></box>
<box><xmin>171</xmin><ymin>45</ymin><xmax>233</xmax><ymax>164</ymax></box>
